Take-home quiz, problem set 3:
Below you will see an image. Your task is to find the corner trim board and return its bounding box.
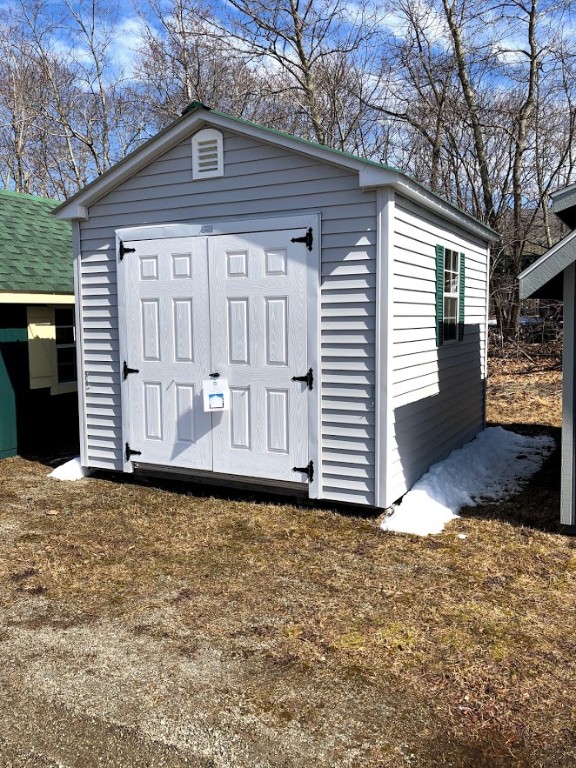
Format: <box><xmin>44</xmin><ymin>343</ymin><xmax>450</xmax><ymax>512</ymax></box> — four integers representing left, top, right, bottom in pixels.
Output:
<box><xmin>375</xmin><ymin>188</ymin><xmax>394</xmax><ymax>508</ymax></box>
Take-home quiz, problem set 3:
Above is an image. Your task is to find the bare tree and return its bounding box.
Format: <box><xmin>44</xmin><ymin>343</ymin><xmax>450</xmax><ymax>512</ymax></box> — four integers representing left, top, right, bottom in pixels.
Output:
<box><xmin>0</xmin><ymin>27</ymin><xmax>46</xmax><ymax>193</ymax></box>
<box><xmin>0</xmin><ymin>0</ymin><xmax>147</xmax><ymax>197</ymax></box>
<box><xmin>216</xmin><ymin>0</ymin><xmax>382</xmax><ymax>149</ymax></box>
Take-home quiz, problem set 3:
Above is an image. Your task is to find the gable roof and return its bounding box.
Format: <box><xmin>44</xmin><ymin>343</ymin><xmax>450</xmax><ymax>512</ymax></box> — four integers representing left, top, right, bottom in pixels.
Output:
<box><xmin>518</xmin><ymin>224</ymin><xmax>576</xmax><ymax>299</ymax></box>
<box><xmin>0</xmin><ymin>189</ymin><xmax>73</xmax><ymax>295</ymax></box>
<box><xmin>549</xmin><ymin>183</ymin><xmax>576</xmax><ymax>228</ymax></box>
<box><xmin>53</xmin><ymin>103</ymin><xmax>497</xmax><ymax>243</ymax></box>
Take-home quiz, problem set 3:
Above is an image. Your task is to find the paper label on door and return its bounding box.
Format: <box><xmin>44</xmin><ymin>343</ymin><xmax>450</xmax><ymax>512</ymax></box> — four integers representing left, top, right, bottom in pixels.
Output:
<box><xmin>202</xmin><ymin>378</ymin><xmax>230</xmax><ymax>412</ymax></box>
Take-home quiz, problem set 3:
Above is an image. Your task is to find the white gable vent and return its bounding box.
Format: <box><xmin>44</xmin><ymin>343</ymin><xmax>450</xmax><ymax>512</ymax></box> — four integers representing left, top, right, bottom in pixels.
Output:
<box><xmin>192</xmin><ymin>129</ymin><xmax>224</xmax><ymax>180</ymax></box>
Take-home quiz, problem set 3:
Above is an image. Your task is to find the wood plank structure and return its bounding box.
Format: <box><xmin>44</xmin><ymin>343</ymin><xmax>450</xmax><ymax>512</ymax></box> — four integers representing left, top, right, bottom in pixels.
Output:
<box><xmin>55</xmin><ymin>103</ymin><xmax>495</xmax><ymax>509</ymax></box>
<box><xmin>519</xmin><ymin>184</ymin><xmax>576</xmax><ymax>532</ymax></box>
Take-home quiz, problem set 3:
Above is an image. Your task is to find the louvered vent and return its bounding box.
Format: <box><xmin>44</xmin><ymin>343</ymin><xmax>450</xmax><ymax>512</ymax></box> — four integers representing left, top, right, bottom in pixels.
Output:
<box><xmin>192</xmin><ymin>128</ymin><xmax>224</xmax><ymax>179</ymax></box>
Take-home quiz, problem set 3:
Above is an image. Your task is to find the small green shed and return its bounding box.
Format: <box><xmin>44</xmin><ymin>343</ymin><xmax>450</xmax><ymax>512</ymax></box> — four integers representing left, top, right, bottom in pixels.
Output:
<box><xmin>0</xmin><ymin>190</ymin><xmax>78</xmax><ymax>458</ymax></box>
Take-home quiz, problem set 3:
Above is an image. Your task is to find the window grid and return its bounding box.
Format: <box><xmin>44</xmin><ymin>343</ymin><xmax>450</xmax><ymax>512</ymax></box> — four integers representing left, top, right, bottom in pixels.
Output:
<box><xmin>443</xmin><ymin>248</ymin><xmax>459</xmax><ymax>342</ymax></box>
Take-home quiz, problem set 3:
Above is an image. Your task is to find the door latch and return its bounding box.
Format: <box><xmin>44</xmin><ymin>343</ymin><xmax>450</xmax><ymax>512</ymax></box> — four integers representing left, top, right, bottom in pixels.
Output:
<box><xmin>291</xmin><ymin>368</ymin><xmax>313</xmax><ymax>390</ymax></box>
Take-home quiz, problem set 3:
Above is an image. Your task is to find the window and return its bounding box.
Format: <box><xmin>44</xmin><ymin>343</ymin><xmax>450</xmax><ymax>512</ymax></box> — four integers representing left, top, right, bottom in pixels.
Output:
<box><xmin>191</xmin><ymin>128</ymin><xmax>224</xmax><ymax>179</ymax></box>
<box><xmin>27</xmin><ymin>305</ymin><xmax>77</xmax><ymax>395</ymax></box>
<box><xmin>436</xmin><ymin>245</ymin><xmax>465</xmax><ymax>345</ymax></box>
<box><xmin>55</xmin><ymin>308</ymin><xmax>77</xmax><ymax>383</ymax></box>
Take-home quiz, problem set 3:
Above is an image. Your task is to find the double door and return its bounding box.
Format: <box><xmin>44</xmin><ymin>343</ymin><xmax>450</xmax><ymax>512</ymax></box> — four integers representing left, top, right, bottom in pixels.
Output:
<box><xmin>123</xmin><ymin>229</ymin><xmax>309</xmax><ymax>482</ymax></box>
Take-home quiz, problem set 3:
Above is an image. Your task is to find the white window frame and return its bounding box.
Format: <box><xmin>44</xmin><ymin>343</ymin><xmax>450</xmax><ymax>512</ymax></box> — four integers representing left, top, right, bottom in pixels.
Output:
<box><xmin>443</xmin><ymin>248</ymin><xmax>460</xmax><ymax>343</ymax></box>
<box><xmin>27</xmin><ymin>304</ymin><xmax>77</xmax><ymax>395</ymax></box>
<box><xmin>54</xmin><ymin>306</ymin><xmax>77</xmax><ymax>391</ymax></box>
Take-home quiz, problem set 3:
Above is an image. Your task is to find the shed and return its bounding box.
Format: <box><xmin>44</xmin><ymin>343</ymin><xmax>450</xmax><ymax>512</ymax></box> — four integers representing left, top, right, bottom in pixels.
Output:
<box><xmin>519</xmin><ymin>184</ymin><xmax>576</xmax><ymax>532</ymax></box>
<box><xmin>54</xmin><ymin>103</ymin><xmax>495</xmax><ymax>509</ymax></box>
<box><xmin>0</xmin><ymin>189</ymin><xmax>78</xmax><ymax>458</ymax></box>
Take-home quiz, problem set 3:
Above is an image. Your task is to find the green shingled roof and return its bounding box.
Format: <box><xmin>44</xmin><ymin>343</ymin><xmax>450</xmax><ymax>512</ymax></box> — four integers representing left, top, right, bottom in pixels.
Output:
<box><xmin>0</xmin><ymin>189</ymin><xmax>73</xmax><ymax>295</ymax></box>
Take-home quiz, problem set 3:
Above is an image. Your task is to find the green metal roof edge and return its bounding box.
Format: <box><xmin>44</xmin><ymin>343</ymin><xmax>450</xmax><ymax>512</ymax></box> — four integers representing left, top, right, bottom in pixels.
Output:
<box><xmin>207</xmin><ymin>105</ymin><xmax>400</xmax><ymax>174</ymax></box>
<box><xmin>205</xmin><ymin>105</ymin><xmax>497</xmax><ymax>237</ymax></box>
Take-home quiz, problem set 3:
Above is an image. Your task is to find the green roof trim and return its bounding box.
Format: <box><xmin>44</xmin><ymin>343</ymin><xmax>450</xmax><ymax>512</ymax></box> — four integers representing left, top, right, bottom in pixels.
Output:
<box><xmin>208</xmin><ymin>105</ymin><xmax>402</xmax><ymax>175</ymax></box>
<box><xmin>0</xmin><ymin>189</ymin><xmax>73</xmax><ymax>295</ymax></box>
<box><xmin>203</xmin><ymin>107</ymin><xmax>496</xmax><ymax>235</ymax></box>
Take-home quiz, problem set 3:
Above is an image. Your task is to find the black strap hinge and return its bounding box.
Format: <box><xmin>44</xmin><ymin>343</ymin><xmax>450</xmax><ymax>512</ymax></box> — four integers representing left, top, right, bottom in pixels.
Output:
<box><xmin>291</xmin><ymin>367</ymin><xmax>313</xmax><ymax>390</ymax></box>
<box><xmin>119</xmin><ymin>241</ymin><xmax>136</xmax><ymax>261</ymax></box>
<box><xmin>125</xmin><ymin>442</ymin><xmax>142</xmax><ymax>462</ymax></box>
<box><xmin>123</xmin><ymin>361</ymin><xmax>140</xmax><ymax>380</ymax></box>
<box><xmin>293</xmin><ymin>460</ymin><xmax>314</xmax><ymax>482</ymax></box>
<box><xmin>291</xmin><ymin>227</ymin><xmax>313</xmax><ymax>251</ymax></box>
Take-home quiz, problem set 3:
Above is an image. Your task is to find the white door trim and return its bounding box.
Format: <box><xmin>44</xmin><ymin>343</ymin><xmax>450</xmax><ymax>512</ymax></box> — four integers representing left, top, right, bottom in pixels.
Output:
<box><xmin>116</xmin><ymin>214</ymin><xmax>321</xmax><ymax>497</ymax></box>
<box><xmin>116</xmin><ymin>214</ymin><xmax>319</xmax><ymax>243</ymax></box>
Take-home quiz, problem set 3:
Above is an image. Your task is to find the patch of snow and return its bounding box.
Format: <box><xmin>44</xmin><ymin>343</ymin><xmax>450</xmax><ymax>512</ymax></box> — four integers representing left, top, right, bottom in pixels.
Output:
<box><xmin>381</xmin><ymin>427</ymin><xmax>555</xmax><ymax>536</ymax></box>
<box><xmin>48</xmin><ymin>457</ymin><xmax>91</xmax><ymax>482</ymax></box>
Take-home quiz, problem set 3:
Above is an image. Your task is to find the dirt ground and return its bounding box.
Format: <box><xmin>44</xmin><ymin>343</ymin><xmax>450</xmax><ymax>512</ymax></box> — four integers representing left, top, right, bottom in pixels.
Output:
<box><xmin>0</xmin><ymin>354</ymin><xmax>574</xmax><ymax>767</ymax></box>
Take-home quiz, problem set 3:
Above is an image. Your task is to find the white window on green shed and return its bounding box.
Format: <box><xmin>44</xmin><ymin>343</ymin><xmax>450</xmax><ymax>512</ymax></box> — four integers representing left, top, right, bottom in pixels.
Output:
<box><xmin>192</xmin><ymin>129</ymin><xmax>224</xmax><ymax>180</ymax></box>
<box><xmin>436</xmin><ymin>245</ymin><xmax>465</xmax><ymax>345</ymax></box>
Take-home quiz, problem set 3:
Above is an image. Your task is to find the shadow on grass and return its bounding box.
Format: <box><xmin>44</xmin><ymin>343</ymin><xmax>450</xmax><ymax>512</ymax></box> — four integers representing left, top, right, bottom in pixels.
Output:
<box><xmin>460</xmin><ymin>422</ymin><xmax>563</xmax><ymax>534</ymax></box>
<box><xmin>33</xmin><ymin>421</ymin><xmax>566</xmax><ymax>536</ymax></box>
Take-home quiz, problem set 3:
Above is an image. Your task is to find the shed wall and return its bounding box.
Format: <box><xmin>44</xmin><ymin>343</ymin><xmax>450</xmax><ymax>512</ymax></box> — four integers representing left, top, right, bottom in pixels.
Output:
<box><xmin>77</xmin><ymin>130</ymin><xmax>378</xmax><ymax>505</ymax></box>
<box><xmin>386</xmin><ymin>195</ymin><xmax>489</xmax><ymax>504</ymax></box>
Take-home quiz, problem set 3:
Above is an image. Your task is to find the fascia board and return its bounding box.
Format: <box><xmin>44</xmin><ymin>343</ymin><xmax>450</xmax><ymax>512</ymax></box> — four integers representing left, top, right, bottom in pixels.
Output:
<box><xmin>359</xmin><ymin>167</ymin><xmax>497</xmax><ymax>242</ymax></box>
<box><xmin>518</xmin><ymin>227</ymin><xmax>576</xmax><ymax>298</ymax></box>
<box><xmin>0</xmin><ymin>292</ymin><xmax>74</xmax><ymax>304</ymax></box>
<box><xmin>205</xmin><ymin>112</ymin><xmax>366</xmax><ymax>173</ymax></box>
<box><xmin>53</xmin><ymin>111</ymin><xmax>367</xmax><ymax>221</ymax></box>
<box><xmin>53</xmin><ymin>111</ymin><xmax>209</xmax><ymax>220</ymax></box>
<box><xmin>54</xmin><ymin>203</ymin><xmax>89</xmax><ymax>221</ymax></box>
<box><xmin>53</xmin><ymin>104</ymin><xmax>497</xmax><ymax>243</ymax></box>
<box><xmin>551</xmin><ymin>184</ymin><xmax>576</xmax><ymax>216</ymax></box>
<box><xmin>551</xmin><ymin>182</ymin><xmax>576</xmax><ymax>203</ymax></box>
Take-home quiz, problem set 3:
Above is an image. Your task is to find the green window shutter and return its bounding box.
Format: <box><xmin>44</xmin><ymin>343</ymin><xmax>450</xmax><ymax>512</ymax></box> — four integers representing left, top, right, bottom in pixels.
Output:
<box><xmin>435</xmin><ymin>245</ymin><xmax>445</xmax><ymax>346</ymax></box>
<box><xmin>458</xmin><ymin>252</ymin><xmax>465</xmax><ymax>341</ymax></box>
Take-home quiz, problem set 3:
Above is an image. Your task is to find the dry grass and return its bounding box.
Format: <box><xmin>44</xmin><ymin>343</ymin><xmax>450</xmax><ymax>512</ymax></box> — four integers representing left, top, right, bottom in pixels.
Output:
<box><xmin>0</xmin><ymin>355</ymin><xmax>575</xmax><ymax>766</ymax></box>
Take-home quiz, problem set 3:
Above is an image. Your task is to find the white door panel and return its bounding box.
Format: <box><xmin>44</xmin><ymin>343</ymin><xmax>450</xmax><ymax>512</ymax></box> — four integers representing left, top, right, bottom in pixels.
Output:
<box><xmin>125</xmin><ymin>237</ymin><xmax>212</xmax><ymax>469</ymax></box>
<box><xmin>123</xmin><ymin>228</ymin><xmax>309</xmax><ymax>483</ymax></box>
<box><xmin>209</xmin><ymin>231</ymin><xmax>308</xmax><ymax>481</ymax></box>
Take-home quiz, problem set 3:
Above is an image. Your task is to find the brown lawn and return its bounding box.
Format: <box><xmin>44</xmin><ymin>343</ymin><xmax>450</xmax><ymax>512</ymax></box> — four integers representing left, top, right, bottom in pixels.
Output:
<box><xmin>0</xmin><ymin>351</ymin><xmax>574</xmax><ymax>767</ymax></box>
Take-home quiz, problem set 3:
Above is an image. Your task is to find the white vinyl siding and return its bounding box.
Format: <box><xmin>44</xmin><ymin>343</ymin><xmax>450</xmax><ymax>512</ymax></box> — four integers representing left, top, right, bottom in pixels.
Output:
<box><xmin>77</xmin><ymin>131</ymin><xmax>377</xmax><ymax>504</ymax></box>
<box><xmin>386</xmin><ymin>196</ymin><xmax>489</xmax><ymax>505</ymax></box>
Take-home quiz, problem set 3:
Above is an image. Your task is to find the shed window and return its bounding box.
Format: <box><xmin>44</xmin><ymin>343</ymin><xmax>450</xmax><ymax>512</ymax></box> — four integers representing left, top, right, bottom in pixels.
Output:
<box><xmin>192</xmin><ymin>129</ymin><xmax>224</xmax><ymax>179</ymax></box>
<box><xmin>55</xmin><ymin>308</ymin><xmax>77</xmax><ymax>383</ymax></box>
<box><xmin>436</xmin><ymin>245</ymin><xmax>465</xmax><ymax>345</ymax></box>
<box><xmin>27</xmin><ymin>305</ymin><xmax>77</xmax><ymax>395</ymax></box>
